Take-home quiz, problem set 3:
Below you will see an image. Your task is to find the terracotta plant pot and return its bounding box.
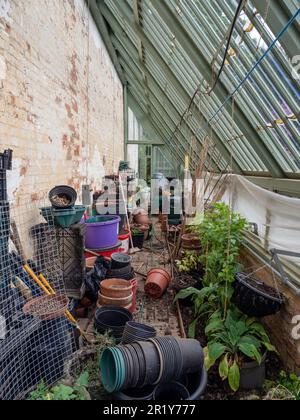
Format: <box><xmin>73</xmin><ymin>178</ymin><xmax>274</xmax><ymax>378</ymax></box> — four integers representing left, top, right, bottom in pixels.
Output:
<box><xmin>133</xmin><ymin>209</ymin><xmax>151</xmax><ymax>226</ymax></box>
<box><xmin>145</xmin><ymin>269</ymin><xmax>171</xmax><ymax>299</ymax></box>
<box><xmin>86</xmin><ymin>256</ymin><xmax>97</xmax><ymax>270</ymax></box>
<box><xmin>23</xmin><ymin>295</ymin><xmax>69</xmax><ymax>321</ymax></box>
<box><xmin>98</xmin><ymin>292</ymin><xmax>133</xmax><ymax>308</ymax></box>
<box><xmin>100</xmin><ymin>279</ymin><xmax>133</xmax><ymax>299</ymax></box>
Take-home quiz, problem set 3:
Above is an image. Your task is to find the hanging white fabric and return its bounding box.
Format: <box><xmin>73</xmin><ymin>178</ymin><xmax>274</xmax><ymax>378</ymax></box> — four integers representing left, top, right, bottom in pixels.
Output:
<box><xmin>207</xmin><ymin>174</ymin><xmax>300</xmax><ymax>268</ymax></box>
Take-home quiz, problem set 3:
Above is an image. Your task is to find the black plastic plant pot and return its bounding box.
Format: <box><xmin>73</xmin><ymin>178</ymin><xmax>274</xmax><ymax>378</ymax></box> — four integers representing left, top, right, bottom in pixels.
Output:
<box><xmin>107</xmin><ymin>264</ymin><xmax>132</xmax><ymax>277</ymax></box>
<box><xmin>132</xmin><ymin>233</ymin><xmax>144</xmax><ymax>249</ymax></box>
<box><xmin>239</xmin><ymin>353</ymin><xmax>267</xmax><ymax>390</ymax></box>
<box><xmin>49</xmin><ymin>185</ymin><xmax>77</xmax><ymax>209</ymax></box>
<box><xmin>105</xmin><ymin>268</ymin><xmax>135</xmax><ymax>281</ymax></box>
<box><xmin>233</xmin><ymin>272</ymin><xmax>284</xmax><ymax>317</ymax></box>
<box><xmin>111</xmin><ymin>253</ymin><xmax>132</xmax><ymax>269</ymax></box>
<box><xmin>122</xmin><ymin>321</ymin><xmax>156</xmax><ymax>344</ymax></box>
<box><xmin>130</xmin><ymin>342</ymin><xmax>147</xmax><ymax>388</ymax></box>
<box><xmin>95</xmin><ymin>306</ymin><xmax>133</xmax><ymax>339</ymax></box>
<box><xmin>153</xmin><ymin>337</ymin><xmax>175</xmax><ymax>383</ymax></box>
<box><xmin>154</xmin><ymin>381</ymin><xmax>190</xmax><ymax>401</ymax></box>
<box><xmin>178</xmin><ymin>338</ymin><xmax>204</xmax><ymax>375</ymax></box>
<box><xmin>113</xmin><ymin>385</ymin><xmax>155</xmax><ymax>401</ymax></box>
<box><xmin>137</xmin><ymin>341</ymin><xmax>160</xmax><ymax>387</ymax></box>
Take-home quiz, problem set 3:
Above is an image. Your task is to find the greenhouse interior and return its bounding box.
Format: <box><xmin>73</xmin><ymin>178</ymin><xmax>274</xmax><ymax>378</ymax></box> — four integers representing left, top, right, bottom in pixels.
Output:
<box><xmin>0</xmin><ymin>0</ymin><xmax>300</xmax><ymax>402</ymax></box>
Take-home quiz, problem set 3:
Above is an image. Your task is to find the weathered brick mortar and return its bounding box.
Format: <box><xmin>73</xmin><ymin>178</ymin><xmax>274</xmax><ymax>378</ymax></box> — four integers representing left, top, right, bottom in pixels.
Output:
<box><xmin>0</xmin><ymin>0</ymin><xmax>124</xmax><ymax>206</ymax></box>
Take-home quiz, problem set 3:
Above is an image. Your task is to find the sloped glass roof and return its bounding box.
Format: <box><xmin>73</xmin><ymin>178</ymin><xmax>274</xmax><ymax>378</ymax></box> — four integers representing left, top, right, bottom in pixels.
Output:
<box><xmin>93</xmin><ymin>0</ymin><xmax>300</xmax><ymax>178</ymax></box>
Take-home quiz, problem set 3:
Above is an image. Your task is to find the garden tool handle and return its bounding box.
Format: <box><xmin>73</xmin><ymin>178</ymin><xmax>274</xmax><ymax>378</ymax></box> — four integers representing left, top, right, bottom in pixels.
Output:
<box><xmin>23</xmin><ymin>265</ymin><xmax>51</xmax><ymax>295</ymax></box>
<box><xmin>39</xmin><ymin>274</ymin><xmax>56</xmax><ymax>295</ymax></box>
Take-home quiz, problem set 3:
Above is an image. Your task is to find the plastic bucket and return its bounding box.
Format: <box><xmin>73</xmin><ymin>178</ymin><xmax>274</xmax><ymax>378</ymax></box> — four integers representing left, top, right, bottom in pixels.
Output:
<box><xmin>119</xmin><ymin>231</ymin><xmax>130</xmax><ymax>253</ymax></box>
<box><xmin>85</xmin><ymin>216</ymin><xmax>121</xmax><ymax>249</ymax></box>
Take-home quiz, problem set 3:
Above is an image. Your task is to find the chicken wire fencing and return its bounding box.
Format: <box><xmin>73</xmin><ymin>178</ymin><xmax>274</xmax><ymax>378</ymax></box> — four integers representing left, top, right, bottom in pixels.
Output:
<box><xmin>0</xmin><ymin>152</ymin><xmax>76</xmax><ymax>400</ymax></box>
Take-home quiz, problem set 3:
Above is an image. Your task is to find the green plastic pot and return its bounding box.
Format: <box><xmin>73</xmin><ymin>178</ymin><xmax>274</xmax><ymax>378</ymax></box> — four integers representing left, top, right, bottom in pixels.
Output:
<box><xmin>100</xmin><ymin>347</ymin><xmax>126</xmax><ymax>393</ymax></box>
<box><xmin>40</xmin><ymin>206</ymin><xmax>86</xmax><ymax>228</ymax></box>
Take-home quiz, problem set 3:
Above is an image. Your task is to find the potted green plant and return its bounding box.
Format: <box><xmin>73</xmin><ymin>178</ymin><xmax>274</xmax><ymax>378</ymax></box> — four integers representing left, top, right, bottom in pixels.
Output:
<box><xmin>204</xmin><ymin>308</ymin><xmax>276</xmax><ymax>392</ymax></box>
<box><xmin>175</xmin><ymin>285</ymin><xmax>219</xmax><ymax>336</ymax></box>
<box><xmin>131</xmin><ymin>226</ymin><xmax>144</xmax><ymax>249</ymax></box>
<box><xmin>194</xmin><ymin>203</ymin><xmax>247</xmax><ymax>312</ymax></box>
<box><xmin>176</xmin><ymin>250</ymin><xmax>202</xmax><ymax>275</ymax></box>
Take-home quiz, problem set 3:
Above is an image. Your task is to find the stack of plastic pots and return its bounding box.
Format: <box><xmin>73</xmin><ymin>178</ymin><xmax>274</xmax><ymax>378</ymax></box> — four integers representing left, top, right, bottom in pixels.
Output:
<box><xmin>100</xmin><ymin>336</ymin><xmax>204</xmax><ymax>393</ymax></box>
<box><xmin>105</xmin><ymin>253</ymin><xmax>135</xmax><ymax>282</ymax></box>
<box><xmin>94</xmin><ymin>306</ymin><xmax>133</xmax><ymax>341</ymax></box>
<box><xmin>122</xmin><ymin>321</ymin><xmax>157</xmax><ymax>344</ymax></box>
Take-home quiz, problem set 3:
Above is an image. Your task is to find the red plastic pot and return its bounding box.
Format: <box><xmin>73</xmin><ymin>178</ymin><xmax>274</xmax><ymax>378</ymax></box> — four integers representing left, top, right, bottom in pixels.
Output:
<box><xmin>85</xmin><ymin>247</ymin><xmax>124</xmax><ymax>259</ymax></box>
<box><xmin>145</xmin><ymin>269</ymin><xmax>171</xmax><ymax>299</ymax></box>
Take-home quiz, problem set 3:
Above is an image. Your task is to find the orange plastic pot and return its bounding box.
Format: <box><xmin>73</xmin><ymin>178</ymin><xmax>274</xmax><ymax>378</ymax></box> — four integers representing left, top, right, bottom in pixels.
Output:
<box><xmin>145</xmin><ymin>269</ymin><xmax>171</xmax><ymax>299</ymax></box>
<box><xmin>100</xmin><ymin>279</ymin><xmax>133</xmax><ymax>299</ymax></box>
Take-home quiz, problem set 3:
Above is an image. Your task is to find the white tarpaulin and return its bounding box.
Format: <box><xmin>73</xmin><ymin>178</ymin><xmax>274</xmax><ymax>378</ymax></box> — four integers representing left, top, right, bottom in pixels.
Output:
<box><xmin>218</xmin><ymin>175</ymin><xmax>300</xmax><ymax>267</ymax></box>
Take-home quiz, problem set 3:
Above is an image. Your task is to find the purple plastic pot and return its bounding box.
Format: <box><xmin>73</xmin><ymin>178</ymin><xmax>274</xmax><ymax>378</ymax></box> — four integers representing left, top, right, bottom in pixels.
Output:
<box><xmin>85</xmin><ymin>215</ymin><xmax>121</xmax><ymax>249</ymax></box>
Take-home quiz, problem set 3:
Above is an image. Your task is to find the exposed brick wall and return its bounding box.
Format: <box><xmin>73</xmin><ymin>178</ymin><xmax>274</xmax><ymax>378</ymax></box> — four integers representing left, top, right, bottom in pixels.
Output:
<box><xmin>0</xmin><ymin>0</ymin><xmax>124</xmax><ymax>206</ymax></box>
<box><xmin>240</xmin><ymin>248</ymin><xmax>300</xmax><ymax>374</ymax></box>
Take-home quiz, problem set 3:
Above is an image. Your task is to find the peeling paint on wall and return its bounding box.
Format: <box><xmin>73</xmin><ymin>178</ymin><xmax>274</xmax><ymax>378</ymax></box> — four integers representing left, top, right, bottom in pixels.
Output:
<box><xmin>0</xmin><ymin>0</ymin><xmax>12</xmax><ymax>23</ymax></box>
<box><xmin>0</xmin><ymin>55</ymin><xmax>6</xmax><ymax>79</ymax></box>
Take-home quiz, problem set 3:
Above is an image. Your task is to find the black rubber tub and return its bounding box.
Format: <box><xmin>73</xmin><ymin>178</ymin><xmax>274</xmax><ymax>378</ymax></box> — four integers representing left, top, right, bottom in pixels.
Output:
<box><xmin>94</xmin><ymin>306</ymin><xmax>133</xmax><ymax>340</ymax></box>
<box><xmin>233</xmin><ymin>272</ymin><xmax>284</xmax><ymax>317</ymax></box>
<box><xmin>49</xmin><ymin>185</ymin><xmax>77</xmax><ymax>209</ymax></box>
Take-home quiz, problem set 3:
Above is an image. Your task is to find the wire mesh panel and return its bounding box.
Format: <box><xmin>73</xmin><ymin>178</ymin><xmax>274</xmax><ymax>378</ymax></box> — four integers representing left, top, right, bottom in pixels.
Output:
<box><xmin>0</xmin><ymin>151</ymin><xmax>75</xmax><ymax>400</ymax></box>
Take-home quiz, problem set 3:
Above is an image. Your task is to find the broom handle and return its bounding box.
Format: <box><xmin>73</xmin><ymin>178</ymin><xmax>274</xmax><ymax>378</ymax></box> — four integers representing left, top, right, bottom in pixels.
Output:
<box><xmin>119</xmin><ymin>175</ymin><xmax>134</xmax><ymax>249</ymax></box>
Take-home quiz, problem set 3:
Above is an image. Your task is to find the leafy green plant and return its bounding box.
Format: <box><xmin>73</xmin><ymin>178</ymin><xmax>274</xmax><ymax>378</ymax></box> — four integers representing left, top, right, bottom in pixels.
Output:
<box><xmin>28</xmin><ymin>372</ymin><xmax>89</xmax><ymax>400</ymax></box>
<box><xmin>131</xmin><ymin>226</ymin><xmax>143</xmax><ymax>235</ymax></box>
<box><xmin>175</xmin><ymin>285</ymin><xmax>218</xmax><ymax>337</ymax></box>
<box><xmin>176</xmin><ymin>251</ymin><xmax>202</xmax><ymax>274</ymax></box>
<box><xmin>264</xmin><ymin>371</ymin><xmax>300</xmax><ymax>400</ymax></box>
<box><xmin>204</xmin><ymin>308</ymin><xmax>276</xmax><ymax>392</ymax></box>
<box><xmin>195</xmin><ymin>203</ymin><xmax>247</xmax><ymax>311</ymax></box>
